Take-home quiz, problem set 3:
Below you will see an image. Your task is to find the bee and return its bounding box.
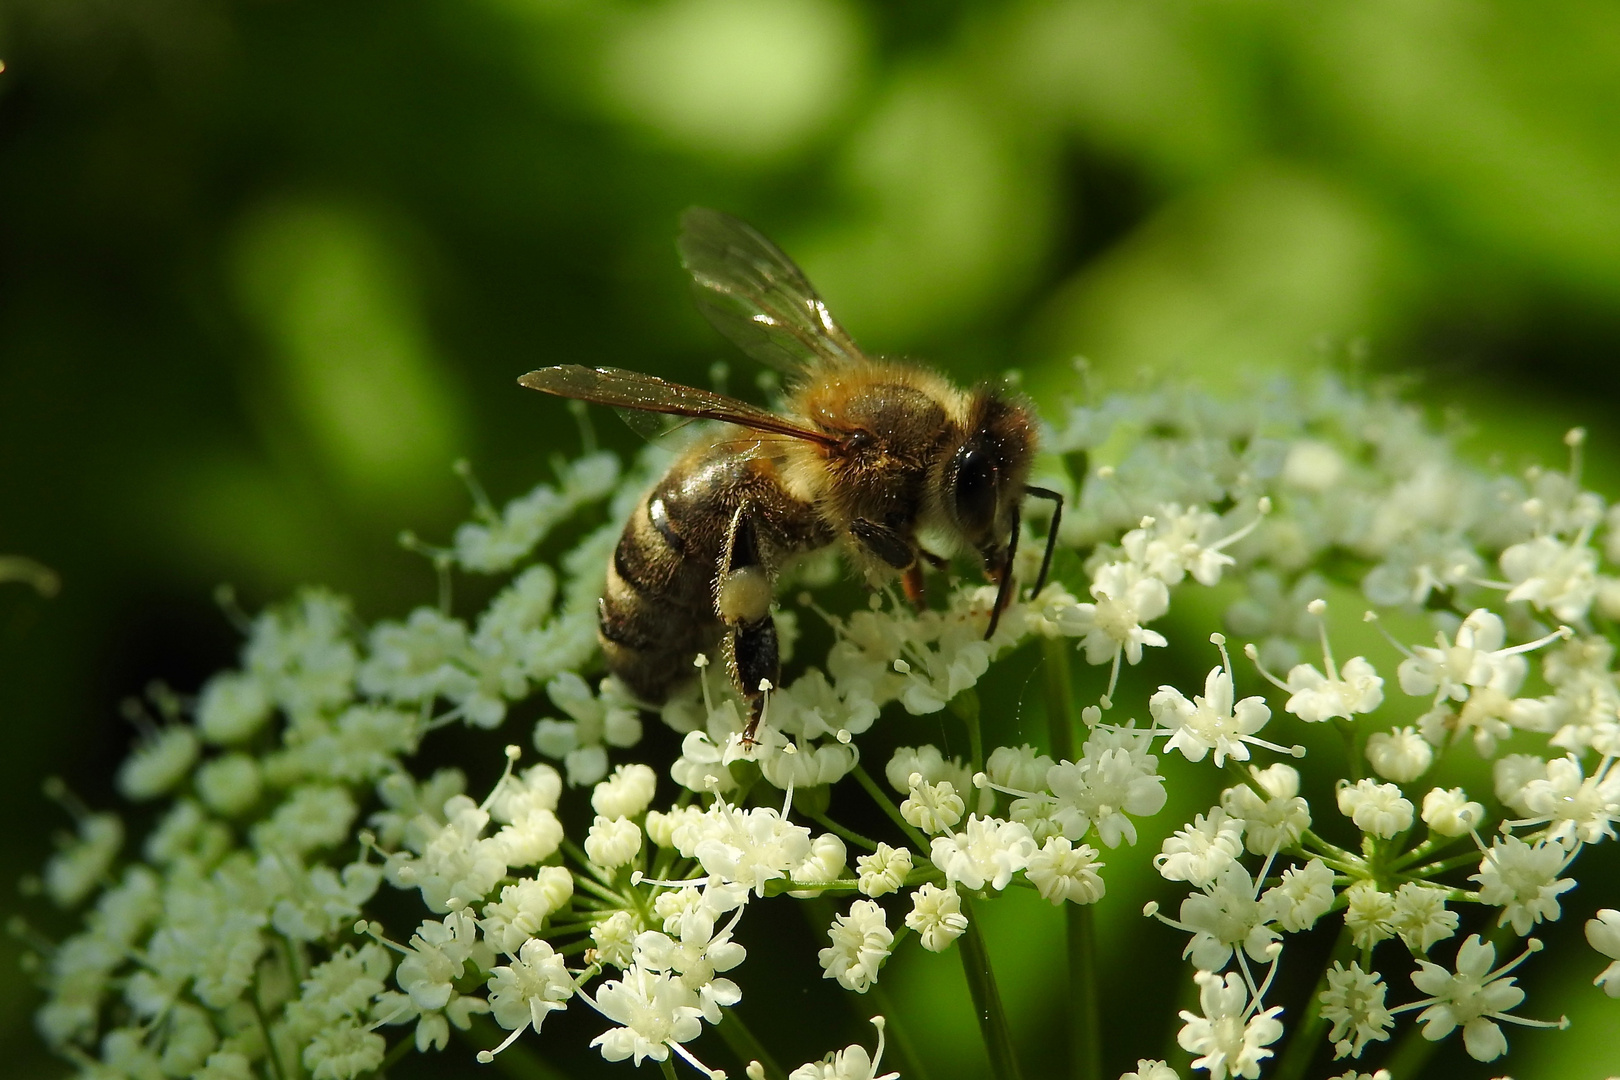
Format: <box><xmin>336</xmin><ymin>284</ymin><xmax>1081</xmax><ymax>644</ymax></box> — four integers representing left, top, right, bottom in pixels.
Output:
<box><xmin>520</xmin><ymin>208</ymin><xmax>1062</xmax><ymax>744</ymax></box>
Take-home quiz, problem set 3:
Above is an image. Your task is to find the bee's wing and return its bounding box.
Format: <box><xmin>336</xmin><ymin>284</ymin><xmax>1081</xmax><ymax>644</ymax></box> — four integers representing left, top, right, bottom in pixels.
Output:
<box><xmin>519</xmin><ymin>365</ymin><xmax>840</xmax><ymax>448</ymax></box>
<box><xmin>678</xmin><ymin>207</ymin><xmax>864</xmax><ymax>376</ymax></box>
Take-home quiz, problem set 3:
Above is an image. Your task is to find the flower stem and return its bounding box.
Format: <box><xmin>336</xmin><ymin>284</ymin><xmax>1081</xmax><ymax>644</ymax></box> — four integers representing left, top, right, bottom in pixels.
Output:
<box><xmin>1268</xmin><ymin>925</ymin><xmax>1351</xmax><ymax>1080</ymax></box>
<box><xmin>572</xmin><ymin>872</ymin><xmax>630</xmax><ymax>908</ymax></box>
<box><xmin>538</xmin><ymin>920</ymin><xmax>600</xmax><ymax>937</ymax></box>
<box><xmin>1387</xmin><ymin>832</ymin><xmax>1452</xmax><ymax>871</ymax></box>
<box><xmin>957</xmin><ymin>893</ymin><xmax>1024</xmax><ymax>1080</ymax></box>
<box><xmin>851</xmin><ymin>764</ymin><xmax>931</xmax><ymax>851</ymax></box>
<box><xmin>1398</xmin><ymin>850</ymin><xmax>1484</xmax><ymax>879</ymax></box>
<box><xmin>1043</xmin><ymin>636</ymin><xmax>1100</xmax><ymax>1080</ymax></box>
<box><xmin>378</xmin><ymin>1032</ymin><xmax>416</xmax><ymax>1074</ymax></box>
<box><xmin>1066</xmin><ymin>903</ymin><xmax>1103</xmax><ymax>1080</ymax></box>
<box><xmin>660</xmin><ymin>1057</ymin><xmax>679</xmax><ymax>1080</ymax></box>
<box><xmin>1378</xmin><ymin>1012</ymin><xmax>1442</xmax><ymax>1078</ymax></box>
<box><xmin>868</xmin><ymin>981</ymin><xmax>934</xmax><ymax>1080</ymax></box>
<box><xmin>563</xmin><ymin>837</ymin><xmax>618</xmax><ymax>888</ymax></box>
<box><xmin>250</xmin><ymin>981</ymin><xmax>287</xmax><ymax>1080</ymax></box>
<box><xmin>1299</xmin><ymin>828</ymin><xmax>1363</xmax><ymax>868</ymax></box>
<box><xmin>952</xmin><ymin>689</ymin><xmax>984</xmax><ymax>775</ymax></box>
<box><xmin>458</xmin><ymin>998</ymin><xmax>595</xmax><ymax>1079</ymax></box>
<box><xmin>807</xmin><ymin>810</ymin><xmax>881</xmax><ymax>851</ymax></box>
<box><xmin>715</xmin><ymin>1009</ymin><xmax>786</xmax><ymax>1080</ymax></box>
<box><xmin>1043</xmin><ymin>636</ymin><xmax>1079</xmax><ymax>761</ymax></box>
<box><xmin>1334</xmin><ymin>717</ymin><xmax>1366</xmax><ymax>781</ymax></box>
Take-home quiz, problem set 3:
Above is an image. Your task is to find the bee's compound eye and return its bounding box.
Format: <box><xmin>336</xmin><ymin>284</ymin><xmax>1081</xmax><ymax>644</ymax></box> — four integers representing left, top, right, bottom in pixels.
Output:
<box><xmin>951</xmin><ymin>439</ymin><xmax>999</xmax><ymax>539</ymax></box>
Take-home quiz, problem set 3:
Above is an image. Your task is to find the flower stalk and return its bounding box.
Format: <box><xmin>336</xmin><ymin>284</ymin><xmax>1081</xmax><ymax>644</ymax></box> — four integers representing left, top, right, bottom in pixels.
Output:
<box><xmin>1043</xmin><ymin>635</ymin><xmax>1100</xmax><ymax>1080</ymax></box>
<box><xmin>957</xmin><ymin>893</ymin><xmax>1023</xmax><ymax>1080</ymax></box>
<box><xmin>1267</xmin><ymin>926</ymin><xmax>1352</xmax><ymax>1080</ymax></box>
<box><xmin>715</xmin><ymin>1009</ymin><xmax>784</xmax><ymax>1080</ymax></box>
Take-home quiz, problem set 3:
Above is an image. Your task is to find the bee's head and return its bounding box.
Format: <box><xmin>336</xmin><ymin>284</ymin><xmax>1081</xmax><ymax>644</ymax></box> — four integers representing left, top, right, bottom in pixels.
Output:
<box><xmin>947</xmin><ymin>390</ymin><xmax>1036</xmax><ymax>551</ymax></box>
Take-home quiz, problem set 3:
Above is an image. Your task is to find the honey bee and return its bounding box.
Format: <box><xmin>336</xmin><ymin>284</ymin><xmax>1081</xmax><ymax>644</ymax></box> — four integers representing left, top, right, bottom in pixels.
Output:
<box><xmin>520</xmin><ymin>208</ymin><xmax>1062</xmax><ymax>744</ymax></box>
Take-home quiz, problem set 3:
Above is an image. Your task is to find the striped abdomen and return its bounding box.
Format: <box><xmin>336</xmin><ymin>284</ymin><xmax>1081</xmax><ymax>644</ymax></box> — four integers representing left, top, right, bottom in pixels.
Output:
<box><xmin>598</xmin><ymin>442</ymin><xmax>828</xmax><ymax>703</ymax></box>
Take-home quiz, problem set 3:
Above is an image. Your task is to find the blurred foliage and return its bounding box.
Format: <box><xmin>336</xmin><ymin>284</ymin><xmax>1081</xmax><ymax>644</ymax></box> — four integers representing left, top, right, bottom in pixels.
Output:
<box><xmin>3</xmin><ymin>0</ymin><xmax>1619</xmax><ymax>1076</ymax></box>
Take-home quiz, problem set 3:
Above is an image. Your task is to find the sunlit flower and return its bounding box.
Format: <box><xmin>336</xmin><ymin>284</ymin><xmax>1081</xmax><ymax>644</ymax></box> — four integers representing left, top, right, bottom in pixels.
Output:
<box><xmin>819</xmin><ymin>900</ymin><xmax>892</xmax><ymax>993</ymax></box>
<box><xmin>904</xmin><ymin>883</ymin><xmax>969</xmax><ymax>952</ymax></box>
<box><xmin>1176</xmin><ymin>970</ymin><xmax>1284</xmax><ymax>1080</ymax></box>
<box><xmin>1471</xmin><ymin>835</ymin><xmax>1577</xmax><ymax>935</ymax></box>
<box><xmin>1402</xmin><ymin>935</ymin><xmax>1565</xmax><ymax>1062</ymax></box>
<box><xmin>1150</xmin><ymin>645</ymin><xmax>1275</xmax><ymax>768</ymax></box>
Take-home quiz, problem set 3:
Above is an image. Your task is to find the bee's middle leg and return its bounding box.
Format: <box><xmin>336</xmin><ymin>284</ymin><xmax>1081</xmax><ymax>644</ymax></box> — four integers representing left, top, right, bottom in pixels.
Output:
<box><xmin>716</xmin><ymin>504</ymin><xmax>779</xmax><ymax>744</ymax></box>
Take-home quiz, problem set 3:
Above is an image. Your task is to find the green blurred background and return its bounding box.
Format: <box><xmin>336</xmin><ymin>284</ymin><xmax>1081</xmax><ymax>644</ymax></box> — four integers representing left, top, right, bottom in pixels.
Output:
<box><xmin>4</xmin><ymin>0</ymin><xmax>1620</xmax><ymax>1076</ymax></box>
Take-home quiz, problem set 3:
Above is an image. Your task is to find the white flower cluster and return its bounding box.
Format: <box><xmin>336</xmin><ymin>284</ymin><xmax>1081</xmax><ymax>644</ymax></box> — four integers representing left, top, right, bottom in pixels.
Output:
<box><xmin>1071</xmin><ymin>392</ymin><xmax>1618</xmax><ymax>1073</ymax></box>
<box><xmin>27</xmin><ymin>377</ymin><xmax>1620</xmax><ymax>1080</ymax></box>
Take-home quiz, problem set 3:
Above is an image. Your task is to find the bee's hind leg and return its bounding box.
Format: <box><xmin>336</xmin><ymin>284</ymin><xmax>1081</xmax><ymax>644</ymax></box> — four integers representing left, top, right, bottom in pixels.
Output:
<box><xmin>716</xmin><ymin>505</ymin><xmax>780</xmax><ymax>745</ymax></box>
<box><xmin>730</xmin><ymin>619</ymin><xmax>779</xmax><ymax>745</ymax></box>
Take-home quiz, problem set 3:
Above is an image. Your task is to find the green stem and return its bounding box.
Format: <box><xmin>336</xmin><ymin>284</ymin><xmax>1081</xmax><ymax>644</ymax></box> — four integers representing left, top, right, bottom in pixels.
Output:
<box><xmin>538</xmin><ymin>920</ymin><xmax>600</xmax><ymax>937</ymax></box>
<box><xmin>868</xmin><ymin>982</ymin><xmax>933</xmax><ymax>1080</ymax></box>
<box><xmin>715</xmin><ymin>1009</ymin><xmax>786</xmax><ymax>1080</ymax></box>
<box><xmin>1379</xmin><ymin>1014</ymin><xmax>1442</xmax><ymax>1078</ymax></box>
<box><xmin>1067</xmin><ymin>903</ymin><xmax>1102</xmax><ymax>1080</ymax></box>
<box><xmin>1043</xmin><ymin>636</ymin><xmax>1079</xmax><ymax>762</ymax></box>
<box><xmin>808</xmin><ymin>810</ymin><xmax>881</xmax><ymax>852</ymax></box>
<box><xmin>763</xmin><ymin>877</ymin><xmax>865</xmax><ymax>897</ymax></box>
<box><xmin>957</xmin><ymin>894</ymin><xmax>1023</xmax><ymax>1080</ymax></box>
<box><xmin>1268</xmin><ymin>925</ymin><xmax>1352</xmax><ymax>1080</ymax></box>
<box><xmin>952</xmin><ymin>689</ymin><xmax>984</xmax><ymax>775</ymax></box>
<box><xmin>572</xmin><ymin>873</ymin><xmax>629</xmax><ymax>908</ymax></box>
<box><xmin>1388</xmin><ymin>833</ymin><xmax>1450</xmax><ymax>872</ymax></box>
<box><xmin>659</xmin><ymin>1057</ymin><xmax>679</xmax><ymax>1080</ymax></box>
<box><xmin>1399</xmin><ymin>850</ymin><xmax>1485</xmax><ymax>879</ymax></box>
<box><xmin>460</xmin><ymin>1017</ymin><xmax>572</xmax><ymax>1080</ymax></box>
<box><xmin>251</xmin><ymin>978</ymin><xmax>287</xmax><ymax>1080</ymax></box>
<box><xmin>1299</xmin><ymin>828</ymin><xmax>1363</xmax><ymax>868</ymax></box>
<box><xmin>851</xmin><ymin>764</ymin><xmax>931</xmax><ymax>851</ymax></box>
<box><xmin>1335</xmin><ymin>718</ymin><xmax>1365</xmax><ymax>781</ymax></box>
<box><xmin>563</xmin><ymin>838</ymin><xmax>617</xmax><ymax>888</ymax></box>
<box><xmin>280</xmin><ymin>933</ymin><xmax>308</xmax><ymax>983</ymax></box>
<box><xmin>376</xmin><ymin>1032</ymin><xmax>415</xmax><ymax>1075</ymax></box>
<box><xmin>1044</xmin><ymin>638</ymin><xmax>1098</xmax><ymax>1080</ymax></box>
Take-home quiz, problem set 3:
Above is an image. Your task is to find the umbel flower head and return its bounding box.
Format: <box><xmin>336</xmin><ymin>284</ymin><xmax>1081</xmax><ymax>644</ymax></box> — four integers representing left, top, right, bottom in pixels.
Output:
<box><xmin>21</xmin><ymin>374</ymin><xmax>1620</xmax><ymax>1080</ymax></box>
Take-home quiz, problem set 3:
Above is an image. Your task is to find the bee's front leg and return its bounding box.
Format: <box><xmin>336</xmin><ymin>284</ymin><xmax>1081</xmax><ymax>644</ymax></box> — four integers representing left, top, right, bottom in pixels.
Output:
<box><xmin>716</xmin><ymin>504</ymin><xmax>779</xmax><ymax>745</ymax></box>
<box><xmin>849</xmin><ymin>517</ymin><xmax>915</xmax><ymax>570</ymax></box>
<box><xmin>980</xmin><ymin>502</ymin><xmax>1023</xmax><ymax>639</ymax></box>
<box><xmin>901</xmin><ymin>565</ymin><xmax>927</xmax><ymax>610</ymax></box>
<box><xmin>852</xmin><ymin>517</ymin><xmax>931</xmax><ymax>610</ymax></box>
<box><xmin>901</xmin><ymin>550</ymin><xmax>950</xmax><ymax>611</ymax></box>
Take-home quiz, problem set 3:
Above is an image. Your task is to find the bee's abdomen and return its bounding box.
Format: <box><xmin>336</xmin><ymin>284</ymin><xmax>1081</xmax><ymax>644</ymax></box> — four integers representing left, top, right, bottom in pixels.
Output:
<box><xmin>598</xmin><ymin>491</ymin><xmax>722</xmax><ymax>703</ymax></box>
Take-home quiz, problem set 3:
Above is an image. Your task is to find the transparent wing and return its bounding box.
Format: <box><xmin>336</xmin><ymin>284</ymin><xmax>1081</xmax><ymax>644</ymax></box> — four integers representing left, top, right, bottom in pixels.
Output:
<box><xmin>611</xmin><ymin>406</ymin><xmax>702</xmax><ymax>446</ymax></box>
<box><xmin>677</xmin><ymin>207</ymin><xmax>865</xmax><ymax>376</ymax></box>
<box><xmin>519</xmin><ymin>365</ymin><xmax>839</xmax><ymax>447</ymax></box>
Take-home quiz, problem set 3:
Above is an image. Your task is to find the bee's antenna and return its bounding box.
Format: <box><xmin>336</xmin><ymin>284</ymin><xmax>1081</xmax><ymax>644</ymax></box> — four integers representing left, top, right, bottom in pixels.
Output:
<box><xmin>1025</xmin><ymin>485</ymin><xmax>1065</xmax><ymax>601</ymax></box>
<box><xmin>984</xmin><ymin>503</ymin><xmax>1021</xmax><ymax>640</ymax></box>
